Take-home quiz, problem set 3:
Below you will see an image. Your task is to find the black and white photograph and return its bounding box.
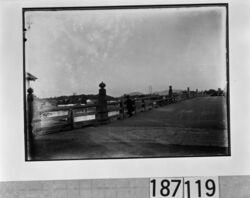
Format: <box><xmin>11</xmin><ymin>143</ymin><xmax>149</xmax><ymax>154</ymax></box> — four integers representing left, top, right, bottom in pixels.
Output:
<box><xmin>23</xmin><ymin>4</ymin><xmax>230</xmax><ymax>161</ymax></box>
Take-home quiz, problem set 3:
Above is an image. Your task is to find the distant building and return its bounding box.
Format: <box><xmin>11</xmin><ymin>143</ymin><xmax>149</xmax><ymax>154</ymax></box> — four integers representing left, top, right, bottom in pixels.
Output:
<box><xmin>26</xmin><ymin>72</ymin><xmax>37</xmax><ymax>89</ymax></box>
<box><xmin>217</xmin><ymin>88</ymin><xmax>224</xmax><ymax>96</ymax></box>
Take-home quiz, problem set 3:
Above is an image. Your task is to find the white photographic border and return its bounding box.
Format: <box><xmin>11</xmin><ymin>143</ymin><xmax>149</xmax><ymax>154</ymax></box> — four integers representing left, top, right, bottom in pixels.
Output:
<box><xmin>0</xmin><ymin>0</ymin><xmax>249</xmax><ymax>182</ymax></box>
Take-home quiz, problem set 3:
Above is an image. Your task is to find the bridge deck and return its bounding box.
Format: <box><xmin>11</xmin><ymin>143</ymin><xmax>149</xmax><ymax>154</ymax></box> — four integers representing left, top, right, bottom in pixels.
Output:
<box><xmin>32</xmin><ymin>96</ymin><xmax>229</xmax><ymax>160</ymax></box>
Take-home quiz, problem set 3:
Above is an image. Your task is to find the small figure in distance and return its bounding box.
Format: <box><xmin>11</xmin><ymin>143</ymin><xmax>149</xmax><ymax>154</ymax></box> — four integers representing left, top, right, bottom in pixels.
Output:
<box><xmin>141</xmin><ymin>99</ymin><xmax>146</xmax><ymax>111</ymax></box>
<box><xmin>119</xmin><ymin>98</ymin><xmax>125</xmax><ymax>120</ymax></box>
<box><xmin>126</xmin><ymin>95</ymin><xmax>134</xmax><ymax>117</ymax></box>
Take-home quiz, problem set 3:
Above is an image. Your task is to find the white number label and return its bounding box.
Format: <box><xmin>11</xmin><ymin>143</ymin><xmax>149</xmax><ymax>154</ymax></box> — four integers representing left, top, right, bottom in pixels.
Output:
<box><xmin>150</xmin><ymin>178</ymin><xmax>183</xmax><ymax>198</ymax></box>
<box><xmin>184</xmin><ymin>177</ymin><xmax>219</xmax><ymax>198</ymax></box>
<box><xmin>150</xmin><ymin>177</ymin><xmax>219</xmax><ymax>198</ymax></box>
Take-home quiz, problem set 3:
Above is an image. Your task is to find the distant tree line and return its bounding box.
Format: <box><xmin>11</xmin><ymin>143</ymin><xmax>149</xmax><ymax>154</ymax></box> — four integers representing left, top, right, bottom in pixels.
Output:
<box><xmin>41</xmin><ymin>88</ymin><xmax>224</xmax><ymax>106</ymax></box>
<box><xmin>204</xmin><ymin>89</ymin><xmax>224</xmax><ymax>96</ymax></box>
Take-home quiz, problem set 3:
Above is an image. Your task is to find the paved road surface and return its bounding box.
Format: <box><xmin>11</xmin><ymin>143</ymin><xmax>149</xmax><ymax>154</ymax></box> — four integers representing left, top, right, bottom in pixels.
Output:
<box><xmin>32</xmin><ymin>96</ymin><xmax>229</xmax><ymax>160</ymax></box>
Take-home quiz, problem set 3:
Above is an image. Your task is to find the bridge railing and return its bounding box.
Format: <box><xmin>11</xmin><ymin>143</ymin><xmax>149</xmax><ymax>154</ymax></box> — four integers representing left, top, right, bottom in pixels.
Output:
<box><xmin>31</xmin><ymin>102</ymin><xmax>122</xmax><ymax>135</ymax></box>
<box><xmin>26</xmin><ymin>85</ymin><xmax>204</xmax><ymax>136</ymax></box>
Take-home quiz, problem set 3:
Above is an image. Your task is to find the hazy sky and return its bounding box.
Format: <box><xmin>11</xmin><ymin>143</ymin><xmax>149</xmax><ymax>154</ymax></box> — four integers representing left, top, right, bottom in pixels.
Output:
<box><xmin>25</xmin><ymin>6</ymin><xmax>227</xmax><ymax>98</ymax></box>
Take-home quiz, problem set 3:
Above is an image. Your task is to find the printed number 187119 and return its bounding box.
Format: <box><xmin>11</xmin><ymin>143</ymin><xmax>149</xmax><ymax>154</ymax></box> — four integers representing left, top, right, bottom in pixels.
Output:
<box><xmin>150</xmin><ymin>177</ymin><xmax>219</xmax><ymax>198</ymax></box>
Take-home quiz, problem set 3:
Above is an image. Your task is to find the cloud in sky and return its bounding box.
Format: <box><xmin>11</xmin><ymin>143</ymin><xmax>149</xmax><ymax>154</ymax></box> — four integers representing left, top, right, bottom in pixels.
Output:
<box><xmin>25</xmin><ymin>6</ymin><xmax>227</xmax><ymax>98</ymax></box>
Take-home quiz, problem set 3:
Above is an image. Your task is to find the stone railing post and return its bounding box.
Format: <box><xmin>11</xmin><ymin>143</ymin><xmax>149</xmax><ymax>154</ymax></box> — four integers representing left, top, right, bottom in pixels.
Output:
<box><xmin>187</xmin><ymin>87</ymin><xmax>190</xmax><ymax>98</ymax></box>
<box><xmin>169</xmin><ymin>85</ymin><xmax>173</xmax><ymax>97</ymax></box>
<box><xmin>119</xmin><ymin>98</ymin><xmax>125</xmax><ymax>119</ymax></box>
<box><xmin>68</xmin><ymin>109</ymin><xmax>74</xmax><ymax>129</ymax></box>
<box><xmin>96</xmin><ymin>82</ymin><xmax>108</xmax><ymax>123</ymax></box>
<box><xmin>169</xmin><ymin>85</ymin><xmax>173</xmax><ymax>103</ymax></box>
<box><xmin>27</xmin><ymin>87</ymin><xmax>34</xmax><ymax>159</ymax></box>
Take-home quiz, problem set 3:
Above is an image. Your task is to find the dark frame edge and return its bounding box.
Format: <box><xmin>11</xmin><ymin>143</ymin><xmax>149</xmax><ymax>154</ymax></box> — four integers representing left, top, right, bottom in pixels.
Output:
<box><xmin>225</xmin><ymin>3</ymin><xmax>231</xmax><ymax>156</ymax></box>
<box><xmin>22</xmin><ymin>3</ymin><xmax>229</xmax><ymax>12</ymax></box>
<box><xmin>22</xmin><ymin>8</ymin><xmax>28</xmax><ymax>161</ymax></box>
